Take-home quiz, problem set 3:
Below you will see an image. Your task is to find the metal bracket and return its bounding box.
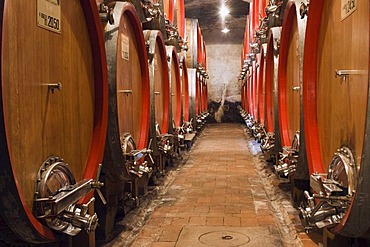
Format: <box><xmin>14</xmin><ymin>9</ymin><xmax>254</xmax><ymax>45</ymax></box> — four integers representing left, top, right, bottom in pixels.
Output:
<box><xmin>48</xmin><ymin>82</ymin><xmax>62</xmax><ymax>94</ymax></box>
<box><xmin>335</xmin><ymin>69</ymin><xmax>365</xmax><ymax>82</ymax></box>
<box><xmin>118</xmin><ymin>89</ymin><xmax>133</xmax><ymax>94</ymax></box>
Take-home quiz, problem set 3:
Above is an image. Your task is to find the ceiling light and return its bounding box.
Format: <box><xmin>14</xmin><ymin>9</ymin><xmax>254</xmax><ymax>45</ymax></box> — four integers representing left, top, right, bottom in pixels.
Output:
<box><xmin>221</xmin><ymin>27</ymin><xmax>230</xmax><ymax>33</ymax></box>
<box><xmin>219</xmin><ymin>5</ymin><xmax>230</xmax><ymax>18</ymax></box>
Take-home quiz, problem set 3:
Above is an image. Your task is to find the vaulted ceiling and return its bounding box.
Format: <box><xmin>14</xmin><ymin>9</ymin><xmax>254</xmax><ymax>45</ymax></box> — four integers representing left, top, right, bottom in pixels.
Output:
<box><xmin>184</xmin><ymin>0</ymin><xmax>250</xmax><ymax>44</ymax></box>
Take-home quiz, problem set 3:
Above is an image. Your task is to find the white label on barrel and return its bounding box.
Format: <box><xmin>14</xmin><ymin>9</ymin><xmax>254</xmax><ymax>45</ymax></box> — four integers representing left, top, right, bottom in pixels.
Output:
<box><xmin>37</xmin><ymin>0</ymin><xmax>61</xmax><ymax>34</ymax></box>
<box><xmin>341</xmin><ymin>0</ymin><xmax>357</xmax><ymax>21</ymax></box>
<box><xmin>121</xmin><ymin>34</ymin><xmax>130</xmax><ymax>61</ymax></box>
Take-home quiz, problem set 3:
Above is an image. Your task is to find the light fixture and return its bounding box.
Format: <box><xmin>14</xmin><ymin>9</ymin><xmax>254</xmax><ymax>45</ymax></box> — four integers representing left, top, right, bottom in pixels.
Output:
<box><xmin>219</xmin><ymin>4</ymin><xmax>230</xmax><ymax>18</ymax></box>
<box><xmin>221</xmin><ymin>27</ymin><xmax>230</xmax><ymax>33</ymax></box>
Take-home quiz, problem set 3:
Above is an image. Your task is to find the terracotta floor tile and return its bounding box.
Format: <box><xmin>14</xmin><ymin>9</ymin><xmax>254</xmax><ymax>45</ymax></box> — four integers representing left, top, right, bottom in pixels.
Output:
<box><xmin>170</xmin><ymin>217</ymin><xmax>189</xmax><ymax>226</ymax></box>
<box><xmin>158</xmin><ymin>226</ymin><xmax>183</xmax><ymax>242</ymax></box>
<box><xmin>189</xmin><ymin>216</ymin><xmax>207</xmax><ymax>225</ymax></box>
<box><xmin>206</xmin><ymin>217</ymin><xmax>224</xmax><ymax>226</ymax></box>
<box><xmin>223</xmin><ymin>216</ymin><xmax>241</xmax><ymax>226</ymax></box>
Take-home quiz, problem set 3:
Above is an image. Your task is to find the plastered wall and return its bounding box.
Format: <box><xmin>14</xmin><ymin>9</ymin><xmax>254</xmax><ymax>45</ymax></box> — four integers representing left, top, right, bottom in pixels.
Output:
<box><xmin>206</xmin><ymin>43</ymin><xmax>243</xmax><ymax>123</ymax></box>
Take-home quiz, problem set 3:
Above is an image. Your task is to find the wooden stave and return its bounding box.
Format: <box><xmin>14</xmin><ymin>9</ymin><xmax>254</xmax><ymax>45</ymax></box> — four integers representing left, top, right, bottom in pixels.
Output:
<box><xmin>302</xmin><ymin>0</ymin><xmax>370</xmax><ymax>236</ymax></box>
<box><xmin>0</xmin><ymin>0</ymin><xmax>108</xmax><ymax>243</ymax></box>
<box><xmin>197</xmin><ymin>26</ymin><xmax>204</xmax><ymax>67</ymax></box>
<box><xmin>166</xmin><ymin>46</ymin><xmax>182</xmax><ymax>130</ymax></box>
<box><xmin>257</xmin><ymin>44</ymin><xmax>267</xmax><ymax>126</ymax></box>
<box><xmin>252</xmin><ymin>59</ymin><xmax>259</xmax><ymax>120</ymax></box>
<box><xmin>144</xmin><ymin>30</ymin><xmax>170</xmax><ymax>139</ymax></box>
<box><xmin>243</xmin><ymin>18</ymin><xmax>251</xmax><ymax>62</ymax></box>
<box><xmin>277</xmin><ymin>1</ymin><xmax>306</xmax><ymax>148</ymax></box>
<box><xmin>162</xmin><ymin>0</ymin><xmax>175</xmax><ymax>23</ymax></box>
<box><xmin>265</xmin><ymin>27</ymin><xmax>282</xmax><ymax>152</ymax></box>
<box><xmin>185</xmin><ymin>18</ymin><xmax>199</xmax><ymax>69</ymax></box>
<box><xmin>174</xmin><ymin>0</ymin><xmax>185</xmax><ymax>37</ymax></box>
<box><xmin>187</xmin><ymin>68</ymin><xmax>197</xmax><ymax>128</ymax></box>
<box><xmin>181</xmin><ymin>57</ymin><xmax>190</xmax><ymax>122</ymax></box>
<box><xmin>247</xmin><ymin>67</ymin><xmax>253</xmax><ymax>114</ymax></box>
<box><xmin>195</xmin><ymin>71</ymin><xmax>202</xmax><ymax>115</ymax></box>
<box><xmin>106</xmin><ymin>2</ymin><xmax>150</xmax><ymax>150</ymax></box>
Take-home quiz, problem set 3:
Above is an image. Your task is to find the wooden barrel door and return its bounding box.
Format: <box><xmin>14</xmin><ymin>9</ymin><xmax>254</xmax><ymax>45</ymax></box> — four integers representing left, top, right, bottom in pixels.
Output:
<box><xmin>0</xmin><ymin>0</ymin><xmax>108</xmax><ymax>243</ymax></box>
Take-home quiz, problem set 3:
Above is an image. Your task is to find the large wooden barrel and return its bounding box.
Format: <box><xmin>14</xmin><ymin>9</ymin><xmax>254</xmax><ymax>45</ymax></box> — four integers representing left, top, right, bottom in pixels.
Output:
<box><xmin>258</xmin><ymin>44</ymin><xmax>267</xmax><ymax>126</ymax></box>
<box><xmin>181</xmin><ymin>57</ymin><xmax>190</xmax><ymax>122</ymax></box>
<box><xmin>242</xmin><ymin>82</ymin><xmax>248</xmax><ymax>111</ymax></box>
<box><xmin>185</xmin><ymin>18</ymin><xmax>200</xmax><ymax>68</ymax></box>
<box><xmin>243</xmin><ymin>19</ymin><xmax>251</xmax><ymax>63</ymax></box>
<box><xmin>104</xmin><ymin>2</ymin><xmax>149</xmax><ymax>182</ymax></box>
<box><xmin>202</xmin><ymin>78</ymin><xmax>208</xmax><ymax>113</ymax></box>
<box><xmin>202</xmin><ymin>41</ymin><xmax>207</xmax><ymax>70</ymax></box>
<box><xmin>277</xmin><ymin>0</ymin><xmax>306</xmax><ymax>148</ymax></box>
<box><xmin>302</xmin><ymin>0</ymin><xmax>370</xmax><ymax>236</ymax></box>
<box><xmin>162</xmin><ymin>0</ymin><xmax>174</xmax><ymax>22</ymax></box>
<box><xmin>195</xmin><ymin>71</ymin><xmax>202</xmax><ymax>115</ymax></box>
<box><xmin>105</xmin><ymin>2</ymin><xmax>150</xmax><ymax>151</ymax></box>
<box><xmin>174</xmin><ymin>0</ymin><xmax>185</xmax><ymax>37</ymax></box>
<box><xmin>188</xmin><ymin>68</ymin><xmax>197</xmax><ymax>127</ymax></box>
<box><xmin>0</xmin><ymin>0</ymin><xmax>108</xmax><ymax>243</ymax></box>
<box><xmin>247</xmin><ymin>67</ymin><xmax>253</xmax><ymax>114</ymax></box>
<box><xmin>197</xmin><ymin>26</ymin><xmax>204</xmax><ymax>66</ymax></box>
<box><xmin>166</xmin><ymin>46</ymin><xmax>182</xmax><ymax>129</ymax></box>
<box><xmin>252</xmin><ymin>60</ymin><xmax>259</xmax><ymax>119</ymax></box>
<box><xmin>265</xmin><ymin>27</ymin><xmax>282</xmax><ymax>149</ymax></box>
<box><xmin>144</xmin><ymin>30</ymin><xmax>170</xmax><ymax>135</ymax></box>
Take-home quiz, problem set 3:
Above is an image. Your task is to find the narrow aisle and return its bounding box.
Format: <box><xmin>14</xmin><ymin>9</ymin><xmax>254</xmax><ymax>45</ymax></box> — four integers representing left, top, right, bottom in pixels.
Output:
<box><xmin>130</xmin><ymin>123</ymin><xmax>287</xmax><ymax>246</ymax></box>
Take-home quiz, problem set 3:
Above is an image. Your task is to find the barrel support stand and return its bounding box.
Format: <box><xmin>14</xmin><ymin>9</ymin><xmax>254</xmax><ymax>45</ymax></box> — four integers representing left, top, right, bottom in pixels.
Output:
<box><xmin>69</xmin><ymin>200</ymin><xmax>96</xmax><ymax>247</ymax></box>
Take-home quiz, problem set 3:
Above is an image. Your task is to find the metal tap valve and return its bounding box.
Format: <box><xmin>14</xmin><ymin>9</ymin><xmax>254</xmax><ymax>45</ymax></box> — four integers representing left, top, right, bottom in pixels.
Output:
<box><xmin>299</xmin><ymin>147</ymin><xmax>357</xmax><ymax>231</ymax></box>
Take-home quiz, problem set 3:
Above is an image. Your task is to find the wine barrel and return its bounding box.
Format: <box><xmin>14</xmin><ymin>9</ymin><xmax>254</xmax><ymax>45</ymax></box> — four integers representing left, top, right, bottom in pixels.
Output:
<box><xmin>202</xmin><ymin>41</ymin><xmax>207</xmax><ymax>70</ymax></box>
<box><xmin>195</xmin><ymin>71</ymin><xmax>202</xmax><ymax>115</ymax></box>
<box><xmin>174</xmin><ymin>0</ymin><xmax>185</xmax><ymax>37</ymax></box>
<box><xmin>166</xmin><ymin>46</ymin><xmax>182</xmax><ymax>129</ymax></box>
<box><xmin>199</xmin><ymin>74</ymin><xmax>204</xmax><ymax>113</ymax></box>
<box><xmin>202</xmin><ymin>78</ymin><xmax>208</xmax><ymax>113</ymax></box>
<box><xmin>162</xmin><ymin>0</ymin><xmax>174</xmax><ymax>22</ymax></box>
<box><xmin>258</xmin><ymin>44</ymin><xmax>267</xmax><ymax>126</ymax></box>
<box><xmin>188</xmin><ymin>68</ymin><xmax>197</xmax><ymax>127</ymax></box>
<box><xmin>0</xmin><ymin>0</ymin><xmax>108</xmax><ymax>243</ymax></box>
<box><xmin>247</xmin><ymin>67</ymin><xmax>253</xmax><ymax>115</ymax></box>
<box><xmin>144</xmin><ymin>30</ymin><xmax>170</xmax><ymax>139</ymax></box>
<box><xmin>181</xmin><ymin>57</ymin><xmax>190</xmax><ymax>122</ymax></box>
<box><xmin>242</xmin><ymin>82</ymin><xmax>248</xmax><ymax>111</ymax></box>
<box><xmin>278</xmin><ymin>0</ymin><xmax>307</xmax><ymax>148</ymax></box>
<box><xmin>252</xmin><ymin>60</ymin><xmax>259</xmax><ymax>120</ymax></box>
<box><xmin>302</xmin><ymin>0</ymin><xmax>370</xmax><ymax>236</ymax></box>
<box><xmin>197</xmin><ymin>26</ymin><xmax>204</xmax><ymax>67</ymax></box>
<box><xmin>185</xmin><ymin>18</ymin><xmax>200</xmax><ymax>68</ymax></box>
<box><xmin>105</xmin><ymin>2</ymin><xmax>150</xmax><ymax>151</ymax></box>
<box><xmin>243</xmin><ymin>19</ymin><xmax>251</xmax><ymax>63</ymax></box>
<box><xmin>265</xmin><ymin>27</ymin><xmax>282</xmax><ymax>150</ymax></box>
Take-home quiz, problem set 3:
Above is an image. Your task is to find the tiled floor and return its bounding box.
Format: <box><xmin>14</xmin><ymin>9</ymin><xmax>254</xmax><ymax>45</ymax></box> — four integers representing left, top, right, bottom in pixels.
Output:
<box><xmin>105</xmin><ymin>123</ymin><xmax>322</xmax><ymax>246</ymax></box>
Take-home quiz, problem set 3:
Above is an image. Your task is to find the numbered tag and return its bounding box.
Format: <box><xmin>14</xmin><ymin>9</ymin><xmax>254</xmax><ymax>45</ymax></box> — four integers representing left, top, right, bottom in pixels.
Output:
<box><xmin>341</xmin><ymin>0</ymin><xmax>357</xmax><ymax>21</ymax></box>
<box><xmin>37</xmin><ymin>0</ymin><xmax>61</xmax><ymax>33</ymax></box>
<box><xmin>121</xmin><ymin>34</ymin><xmax>130</xmax><ymax>61</ymax></box>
